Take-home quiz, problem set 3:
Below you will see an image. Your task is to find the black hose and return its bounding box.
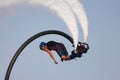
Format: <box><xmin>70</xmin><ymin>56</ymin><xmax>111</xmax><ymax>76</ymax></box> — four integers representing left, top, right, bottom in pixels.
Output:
<box><xmin>5</xmin><ymin>30</ymin><xmax>73</xmax><ymax>80</ymax></box>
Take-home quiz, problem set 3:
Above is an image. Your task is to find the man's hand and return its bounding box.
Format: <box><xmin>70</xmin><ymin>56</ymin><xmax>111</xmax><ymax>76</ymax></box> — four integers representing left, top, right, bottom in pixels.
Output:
<box><xmin>54</xmin><ymin>61</ymin><xmax>58</xmax><ymax>64</ymax></box>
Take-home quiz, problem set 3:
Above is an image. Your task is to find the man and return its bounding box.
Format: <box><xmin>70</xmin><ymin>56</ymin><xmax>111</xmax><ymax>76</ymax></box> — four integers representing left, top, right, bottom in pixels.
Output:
<box><xmin>39</xmin><ymin>41</ymin><xmax>89</xmax><ymax>64</ymax></box>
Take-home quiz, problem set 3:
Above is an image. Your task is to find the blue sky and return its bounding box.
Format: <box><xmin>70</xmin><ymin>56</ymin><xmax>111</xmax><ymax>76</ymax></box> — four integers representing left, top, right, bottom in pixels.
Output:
<box><xmin>0</xmin><ymin>0</ymin><xmax>120</xmax><ymax>80</ymax></box>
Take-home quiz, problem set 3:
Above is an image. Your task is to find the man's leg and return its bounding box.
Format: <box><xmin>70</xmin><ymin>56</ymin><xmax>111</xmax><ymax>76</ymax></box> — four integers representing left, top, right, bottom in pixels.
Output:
<box><xmin>69</xmin><ymin>51</ymin><xmax>77</xmax><ymax>60</ymax></box>
<box><xmin>61</xmin><ymin>52</ymin><xmax>77</xmax><ymax>61</ymax></box>
<box><xmin>61</xmin><ymin>55</ymin><xmax>71</xmax><ymax>61</ymax></box>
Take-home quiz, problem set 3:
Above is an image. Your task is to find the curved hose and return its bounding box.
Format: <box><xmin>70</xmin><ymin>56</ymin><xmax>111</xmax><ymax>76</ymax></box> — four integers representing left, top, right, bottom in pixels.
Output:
<box><xmin>5</xmin><ymin>30</ymin><xmax>73</xmax><ymax>80</ymax></box>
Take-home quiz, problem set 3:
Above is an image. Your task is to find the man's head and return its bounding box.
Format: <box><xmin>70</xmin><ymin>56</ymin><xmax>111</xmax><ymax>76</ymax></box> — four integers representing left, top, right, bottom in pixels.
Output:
<box><xmin>39</xmin><ymin>42</ymin><xmax>46</xmax><ymax>50</ymax></box>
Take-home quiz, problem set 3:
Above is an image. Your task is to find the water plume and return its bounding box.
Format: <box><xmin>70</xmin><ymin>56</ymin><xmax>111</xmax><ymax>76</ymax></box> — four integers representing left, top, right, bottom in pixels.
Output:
<box><xmin>0</xmin><ymin>0</ymin><xmax>88</xmax><ymax>49</ymax></box>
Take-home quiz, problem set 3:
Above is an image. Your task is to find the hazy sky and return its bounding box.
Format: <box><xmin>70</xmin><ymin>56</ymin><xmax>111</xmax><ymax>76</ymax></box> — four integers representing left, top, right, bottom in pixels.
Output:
<box><xmin>0</xmin><ymin>0</ymin><xmax>120</xmax><ymax>80</ymax></box>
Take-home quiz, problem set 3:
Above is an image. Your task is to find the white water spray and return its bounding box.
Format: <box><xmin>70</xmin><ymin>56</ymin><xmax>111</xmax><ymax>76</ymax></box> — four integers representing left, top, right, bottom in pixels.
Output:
<box><xmin>29</xmin><ymin>0</ymin><xmax>79</xmax><ymax>49</ymax></box>
<box><xmin>64</xmin><ymin>0</ymin><xmax>88</xmax><ymax>42</ymax></box>
<box><xmin>0</xmin><ymin>0</ymin><xmax>88</xmax><ymax>49</ymax></box>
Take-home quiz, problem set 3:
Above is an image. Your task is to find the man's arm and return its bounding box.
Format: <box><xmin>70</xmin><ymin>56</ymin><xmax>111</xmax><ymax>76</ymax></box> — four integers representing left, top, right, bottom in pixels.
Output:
<box><xmin>44</xmin><ymin>48</ymin><xmax>58</xmax><ymax>64</ymax></box>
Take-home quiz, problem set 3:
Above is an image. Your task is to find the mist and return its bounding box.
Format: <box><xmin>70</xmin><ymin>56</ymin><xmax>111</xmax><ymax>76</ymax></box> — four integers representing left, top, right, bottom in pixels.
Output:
<box><xmin>0</xmin><ymin>0</ymin><xmax>88</xmax><ymax>49</ymax></box>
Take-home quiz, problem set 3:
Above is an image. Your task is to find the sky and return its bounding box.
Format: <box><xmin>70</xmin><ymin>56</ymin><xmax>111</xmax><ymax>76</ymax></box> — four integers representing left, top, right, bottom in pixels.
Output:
<box><xmin>0</xmin><ymin>0</ymin><xmax>120</xmax><ymax>80</ymax></box>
